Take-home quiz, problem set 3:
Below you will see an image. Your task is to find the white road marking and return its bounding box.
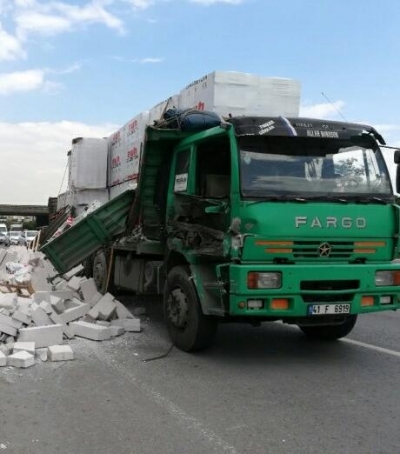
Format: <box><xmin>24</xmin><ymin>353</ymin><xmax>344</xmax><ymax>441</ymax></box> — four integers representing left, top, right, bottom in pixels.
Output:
<box><xmin>342</xmin><ymin>338</ymin><xmax>400</xmax><ymax>358</ymax></box>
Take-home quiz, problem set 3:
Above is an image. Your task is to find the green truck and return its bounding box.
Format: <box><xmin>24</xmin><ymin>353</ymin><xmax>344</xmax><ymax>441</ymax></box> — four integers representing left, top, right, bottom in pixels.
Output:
<box><xmin>42</xmin><ymin>114</ymin><xmax>400</xmax><ymax>352</ymax></box>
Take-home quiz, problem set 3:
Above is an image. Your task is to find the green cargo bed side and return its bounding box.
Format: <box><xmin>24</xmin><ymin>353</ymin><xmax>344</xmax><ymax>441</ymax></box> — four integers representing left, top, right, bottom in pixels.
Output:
<box><xmin>41</xmin><ymin>190</ymin><xmax>135</xmax><ymax>274</ymax></box>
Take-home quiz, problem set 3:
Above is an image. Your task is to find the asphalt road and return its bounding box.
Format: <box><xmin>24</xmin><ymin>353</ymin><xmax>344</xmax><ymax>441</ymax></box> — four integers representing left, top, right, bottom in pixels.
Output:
<box><xmin>1</xmin><ymin>297</ymin><xmax>399</xmax><ymax>453</ymax></box>
<box><xmin>0</xmin><ymin>255</ymin><xmax>400</xmax><ymax>453</ymax></box>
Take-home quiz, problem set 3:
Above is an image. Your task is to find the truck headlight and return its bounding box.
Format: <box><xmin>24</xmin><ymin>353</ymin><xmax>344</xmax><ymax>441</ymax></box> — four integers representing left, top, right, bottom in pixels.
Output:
<box><xmin>375</xmin><ymin>270</ymin><xmax>400</xmax><ymax>286</ymax></box>
<box><xmin>247</xmin><ymin>272</ymin><xmax>282</xmax><ymax>289</ymax></box>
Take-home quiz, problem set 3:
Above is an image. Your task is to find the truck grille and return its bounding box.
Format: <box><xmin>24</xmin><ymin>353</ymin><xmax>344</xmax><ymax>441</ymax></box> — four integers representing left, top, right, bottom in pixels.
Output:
<box><xmin>293</xmin><ymin>240</ymin><xmax>354</xmax><ymax>259</ymax></box>
<box><xmin>300</xmin><ymin>280</ymin><xmax>359</xmax><ymax>291</ymax></box>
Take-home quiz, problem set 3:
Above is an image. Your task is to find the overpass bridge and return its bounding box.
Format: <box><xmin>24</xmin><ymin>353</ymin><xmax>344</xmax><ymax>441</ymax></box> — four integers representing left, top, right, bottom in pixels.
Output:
<box><xmin>0</xmin><ymin>200</ymin><xmax>57</xmax><ymax>227</ymax></box>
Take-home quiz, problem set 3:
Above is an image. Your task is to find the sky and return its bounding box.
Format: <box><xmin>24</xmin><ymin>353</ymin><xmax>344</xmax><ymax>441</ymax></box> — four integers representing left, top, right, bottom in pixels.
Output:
<box><xmin>1</xmin><ymin>0</ymin><xmax>400</xmax><ymax>204</ymax></box>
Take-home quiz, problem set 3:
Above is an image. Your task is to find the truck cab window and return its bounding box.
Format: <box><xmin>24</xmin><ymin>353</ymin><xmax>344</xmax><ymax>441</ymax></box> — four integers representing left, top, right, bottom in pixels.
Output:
<box><xmin>196</xmin><ymin>138</ymin><xmax>231</xmax><ymax>198</ymax></box>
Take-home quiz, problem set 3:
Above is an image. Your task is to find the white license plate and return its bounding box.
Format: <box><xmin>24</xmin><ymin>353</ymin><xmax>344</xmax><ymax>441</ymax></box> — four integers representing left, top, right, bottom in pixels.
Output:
<box><xmin>307</xmin><ymin>303</ymin><xmax>351</xmax><ymax>315</ymax></box>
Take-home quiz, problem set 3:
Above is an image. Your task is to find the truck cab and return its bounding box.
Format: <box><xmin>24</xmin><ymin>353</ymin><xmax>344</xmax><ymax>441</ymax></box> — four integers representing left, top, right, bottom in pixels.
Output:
<box><xmin>130</xmin><ymin>116</ymin><xmax>400</xmax><ymax>350</ymax></box>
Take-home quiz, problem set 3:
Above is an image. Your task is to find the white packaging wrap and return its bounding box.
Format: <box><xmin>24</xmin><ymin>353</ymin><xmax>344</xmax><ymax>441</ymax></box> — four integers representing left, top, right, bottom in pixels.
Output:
<box><xmin>178</xmin><ymin>71</ymin><xmax>301</xmax><ymax>118</ymax></box>
<box><xmin>69</xmin><ymin>137</ymin><xmax>108</xmax><ymax>190</ymax></box>
<box><xmin>108</xmin><ymin>112</ymin><xmax>148</xmax><ymax>188</ymax></box>
<box><xmin>63</xmin><ymin>188</ymin><xmax>109</xmax><ymax>215</ymax></box>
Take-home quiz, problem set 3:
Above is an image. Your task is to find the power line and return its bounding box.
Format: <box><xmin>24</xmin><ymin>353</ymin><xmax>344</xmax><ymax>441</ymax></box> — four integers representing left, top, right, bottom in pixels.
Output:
<box><xmin>321</xmin><ymin>92</ymin><xmax>347</xmax><ymax>122</ymax></box>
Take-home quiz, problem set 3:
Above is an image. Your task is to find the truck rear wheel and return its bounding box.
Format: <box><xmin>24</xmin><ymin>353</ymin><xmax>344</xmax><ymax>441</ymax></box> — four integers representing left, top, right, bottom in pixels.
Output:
<box><xmin>298</xmin><ymin>315</ymin><xmax>357</xmax><ymax>340</ymax></box>
<box><xmin>164</xmin><ymin>266</ymin><xmax>218</xmax><ymax>352</ymax></box>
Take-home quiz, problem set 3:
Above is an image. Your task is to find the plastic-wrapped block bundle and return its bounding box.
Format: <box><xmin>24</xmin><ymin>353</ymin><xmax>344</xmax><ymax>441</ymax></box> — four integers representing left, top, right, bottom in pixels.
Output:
<box><xmin>64</xmin><ymin>189</ymin><xmax>110</xmax><ymax>216</ymax></box>
<box><xmin>108</xmin><ymin>112</ymin><xmax>149</xmax><ymax>188</ymax></box>
<box><xmin>178</xmin><ymin>71</ymin><xmax>301</xmax><ymax>119</ymax></box>
<box><xmin>69</xmin><ymin>138</ymin><xmax>108</xmax><ymax>190</ymax></box>
<box><xmin>57</xmin><ymin>191</ymin><xmax>68</xmax><ymax>211</ymax></box>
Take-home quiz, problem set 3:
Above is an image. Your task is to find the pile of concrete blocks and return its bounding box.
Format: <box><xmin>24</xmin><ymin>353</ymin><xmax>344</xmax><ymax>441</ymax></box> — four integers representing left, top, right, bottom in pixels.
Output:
<box><xmin>0</xmin><ymin>263</ymin><xmax>141</xmax><ymax>369</ymax></box>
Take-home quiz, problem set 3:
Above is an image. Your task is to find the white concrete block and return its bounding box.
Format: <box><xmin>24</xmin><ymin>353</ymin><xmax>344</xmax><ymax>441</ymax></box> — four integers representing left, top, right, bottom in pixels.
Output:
<box><xmin>67</xmin><ymin>276</ymin><xmax>81</xmax><ymax>291</ymax></box>
<box><xmin>115</xmin><ymin>299</ymin><xmax>135</xmax><ymax>319</ymax></box>
<box><xmin>0</xmin><ymin>315</ymin><xmax>17</xmax><ymax>336</ymax></box>
<box><xmin>88</xmin><ymin>293</ymin><xmax>116</xmax><ymax>320</ymax></box>
<box><xmin>39</xmin><ymin>301</ymin><xmax>53</xmax><ymax>314</ymax></box>
<box><xmin>111</xmin><ymin>318</ymin><xmax>141</xmax><ymax>332</ymax></box>
<box><xmin>13</xmin><ymin>341</ymin><xmax>35</xmax><ymax>355</ymax></box>
<box><xmin>63</xmin><ymin>264</ymin><xmax>84</xmax><ymax>281</ymax></box>
<box><xmin>0</xmin><ymin>292</ymin><xmax>17</xmax><ymax>310</ymax></box>
<box><xmin>55</xmin><ymin>279</ymin><xmax>68</xmax><ymax>290</ymax></box>
<box><xmin>12</xmin><ymin>310</ymin><xmax>31</xmax><ymax>325</ymax></box>
<box><xmin>59</xmin><ymin>302</ymin><xmax>89</xmax><ymax>324</ymax></box>
<box><xmin>70</xmin><ymin>321</ymin><xmax>111</xmax><ymax>341</ymax></box>
<box><xmin>96</xmin><ymin>321</ymin><xmax>110</xmax><ymax>327</ymax></box>
<box><xmin>64</xmin><ymin>298</ymin><xmax>82</xmax><ymax>309</ymax></box>
<box><xmin>32</xmin><ymin>305</ymin><xmax>53</xmax><ymax>326</ymax></box>
<box><xmin>82</xmin><ymin>314</ymin><xmax>96</xmax><ymax>324</ymax></box>
<box><xmin>18</xmin><ymin>324</ymin><xmax>63</xmax><ymax>348</ymax></box>
<box><xmin>7</xmin><ymin>350</ymin><xmax>35</xmax><ymax>368</ymax></box>
<box><xmin>16</xmin><ymin>299</ymin><xmax>32</xmax><ymax>316</ymax></box>
<box><xmin>49</xmin><ymin>312</ymin><xmax>74</xmax><ymax>339</ymax></box>
<box><xmin>33</xmin><ymin>291</ymin><xmax>51</xmax><ymax>303</ymax></box>
<box><xmin>109</xmin><ymin>325</ymin><xmax>125</xmax><ymax>337</ymax></box>
<box><xmin>48</xmin><ymin>345</ymin><xmax>74</xmax><ymax>361</ymax></box>
<box><xmin>8</xmin><ymin>317</ymin><xmax>23</xmax><ymax>330</ymax></box>
<box><xmin>50</xmin><ymin>290</ymin><xmax>75</xmax><ymax>300</ymax></box>
<box><xmin>0</xmin><ymin>344</ymin><xmax>11</xmax><ymax>356</ymax></box>
<box><xmin>79</xmin><ymin>278</ymin><xmax>102</xmax><ymax>307</ymax></box>
<box><xmin>49</xmin><ymin>295</ymin><xmax>66</xmax><ymax>314</ymax></box>
<box><xmin>0</xmin><ymin>351</ymin><xmax>6</xmax><ymax>366</ymax></box>
<box><xmin>124</xmin><ymin>318</ymin><xmax>141</xmax><ymax>332</ymax></box>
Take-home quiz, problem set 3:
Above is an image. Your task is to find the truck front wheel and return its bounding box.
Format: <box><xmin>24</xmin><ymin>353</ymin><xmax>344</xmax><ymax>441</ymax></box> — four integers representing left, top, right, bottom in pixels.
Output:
<box><xmin>298</xmin><ymin>315</ymin><xmax>357</xmax><ymax>340</ymax></box>
<box><xmin>164</xmin><ymin>266</ymin><xmax>218</xmax><ymax>352</ymax></box>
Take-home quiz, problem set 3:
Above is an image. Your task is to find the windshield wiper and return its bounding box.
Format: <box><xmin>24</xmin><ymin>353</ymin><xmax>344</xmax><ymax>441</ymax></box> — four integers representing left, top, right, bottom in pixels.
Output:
<box><xmin>247</xmin><ymin>195</ymin><xmax>309</xmax><ymax>204</ymax></box>
<box><xmin>345</xmin><ymin>196</ymin><xmax>388</xmax><ymax>205</ymax></box>
<box><xmin>319</xmin><ymin>196</ymin><xmax>349</xmax><ymax>204</ymax></box>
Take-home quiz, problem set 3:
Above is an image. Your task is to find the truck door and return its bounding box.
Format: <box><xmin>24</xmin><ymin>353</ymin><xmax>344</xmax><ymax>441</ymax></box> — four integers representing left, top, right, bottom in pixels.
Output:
<box><xmin>168</xmin><ymin>135</ymin><xmax>231</xmax><ymax>243</ymax></box>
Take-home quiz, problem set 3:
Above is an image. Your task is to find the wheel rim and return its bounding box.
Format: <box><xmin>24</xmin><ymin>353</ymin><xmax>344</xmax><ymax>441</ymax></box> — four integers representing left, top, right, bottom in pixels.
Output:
<box><xmin>167</xmin><ymin>287</ymin><xmax>189</xmax><ymax>330</ymax></box>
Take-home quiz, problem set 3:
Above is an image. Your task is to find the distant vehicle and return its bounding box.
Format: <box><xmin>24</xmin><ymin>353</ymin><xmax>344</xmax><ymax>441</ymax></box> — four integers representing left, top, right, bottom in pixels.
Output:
<box><xmin>5</xmin><ymin>230</ymin><xmax>22</xmax><ymax>246</ymax></box>
<box><xmin>19</xmin><ymin>230</ymin><xmax>39</xmax><ymax>247</ymax></box>
<box><xmin>0</xmin><ymin>223</ymin><xmax>7</xmax><ymax>244</ymax></box>
<box><xmin>10</xmin><ymin>223</ymin><xmax>23</xmax><ymax>232</ymax></box>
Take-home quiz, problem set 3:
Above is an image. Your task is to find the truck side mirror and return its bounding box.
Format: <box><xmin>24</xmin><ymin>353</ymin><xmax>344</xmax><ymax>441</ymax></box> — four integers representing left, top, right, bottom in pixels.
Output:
<box><xmin>393</xmin><ymin>150</ymin><xmax>400</xmax><ymax>194</ymax></box>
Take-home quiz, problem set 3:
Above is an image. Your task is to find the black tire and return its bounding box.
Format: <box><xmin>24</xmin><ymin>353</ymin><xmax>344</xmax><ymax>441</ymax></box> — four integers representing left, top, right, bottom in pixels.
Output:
<box><xmin>299</xmin><ymin>315</ymin><xmax>357</xmax><ymax>341</ymax></box>
<box><xmin>82</xmin><ymin>255</ymin><xmax>94</xmax><ymax>279</ymax></box>
<box><xmin>164</xmin><ymin>266</ymin><xmax>218</xmax><ymax>352</ymax></box>
<box><xmin>92</xmin><ymin>250</ymin><xmax>110</xmax><ymax>294</ymax></box>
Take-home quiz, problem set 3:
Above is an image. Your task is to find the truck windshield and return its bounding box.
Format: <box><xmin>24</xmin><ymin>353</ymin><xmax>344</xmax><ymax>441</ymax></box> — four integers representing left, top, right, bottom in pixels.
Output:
<box><xmin>239</xmin><ymin>136</ymin><xmax>392</xmax><ymax>200</ymax></box>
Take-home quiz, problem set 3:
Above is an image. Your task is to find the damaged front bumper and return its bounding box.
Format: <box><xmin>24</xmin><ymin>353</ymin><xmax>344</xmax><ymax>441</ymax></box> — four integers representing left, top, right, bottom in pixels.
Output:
<box><xmin>228</xmin><ymin>263</ymin><xmax>400</xmax><ymax>318</ymax></box>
